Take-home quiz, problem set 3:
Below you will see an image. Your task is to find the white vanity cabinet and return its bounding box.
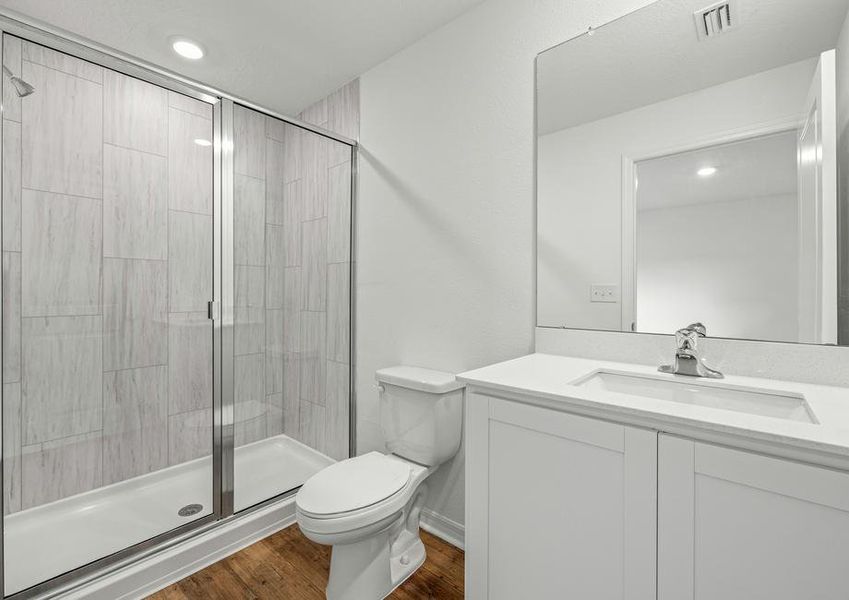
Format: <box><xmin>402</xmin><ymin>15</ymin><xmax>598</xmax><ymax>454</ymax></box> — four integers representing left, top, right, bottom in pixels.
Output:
<box><xmin>465</xmin><ymin>391</ymin><xmax>658</xmax><ymax>600</ymax></box>
<box><xmin>658</xmin><ymin>435</ymin><xmax>849</xmax><ymax>600</ymax></box>
<box><xmin>466</xmin><ymin>387</ymin><xmax>849</xmax><ymax>600</ymax></box>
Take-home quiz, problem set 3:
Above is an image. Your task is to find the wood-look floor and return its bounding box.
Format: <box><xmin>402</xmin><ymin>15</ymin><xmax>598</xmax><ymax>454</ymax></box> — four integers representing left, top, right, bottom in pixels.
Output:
<box><xmin>147</xmin><ymin>525</ymin><xmax>464</xmax><ymax>600</ymax></box>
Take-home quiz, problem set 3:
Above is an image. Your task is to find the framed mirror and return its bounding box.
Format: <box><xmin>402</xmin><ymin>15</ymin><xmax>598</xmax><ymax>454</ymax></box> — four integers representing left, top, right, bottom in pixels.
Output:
<box><xmin>536</xmin><ymin>0</ymin><xmax>849</xmax><ymax>345</ymax></box>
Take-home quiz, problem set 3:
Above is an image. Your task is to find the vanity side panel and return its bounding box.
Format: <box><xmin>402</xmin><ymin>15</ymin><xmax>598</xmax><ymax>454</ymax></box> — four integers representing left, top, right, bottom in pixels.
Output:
<box><xmin>465</xmin><ymin>388</ymin><xmax>490</xmax><ymax>600</ymax></box>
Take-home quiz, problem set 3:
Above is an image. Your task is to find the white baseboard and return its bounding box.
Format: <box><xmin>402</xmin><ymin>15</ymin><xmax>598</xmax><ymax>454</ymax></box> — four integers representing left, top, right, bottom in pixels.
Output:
<box><xmin>420</xmin><ymin>508</ymin><xmax>465</xmax><ymax>550</ymax></box>
<box><xmin>57</xmin><ymin>498</ymin><xmax>297</xmax><ymax>600</ymax></box>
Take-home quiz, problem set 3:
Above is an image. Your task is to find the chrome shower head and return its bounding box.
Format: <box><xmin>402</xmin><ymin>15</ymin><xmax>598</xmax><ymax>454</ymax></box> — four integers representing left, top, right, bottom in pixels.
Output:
<box><xmin>2</xmin><ymin>65</ymin><xmax>34</xmax><ymax>97</ymax></box>
<box><xmin>10</xmin><ymin>76</ymin><xmax>34</xmax><ymax>97</ymax></box>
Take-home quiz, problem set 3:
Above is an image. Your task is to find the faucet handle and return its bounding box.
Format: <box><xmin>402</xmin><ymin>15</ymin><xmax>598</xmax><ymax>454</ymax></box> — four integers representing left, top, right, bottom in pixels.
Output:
<box><xmin>680</xmin><ymin>322</ymin><xmax>706</xmax><ymax>337</ymax></box>
<box><xmin>675</xmin><ymin>322</ymin><xmax>706</xmax><ymax>351</ymax></box>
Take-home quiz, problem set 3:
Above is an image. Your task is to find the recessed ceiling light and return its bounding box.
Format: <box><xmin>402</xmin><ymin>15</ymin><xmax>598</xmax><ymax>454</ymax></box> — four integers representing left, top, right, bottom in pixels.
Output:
<box><xmin>697</xmin><ymin>166</ymin><xmax>717</xmax><ymax>177</ymax></box>
<box><xmin>172</xmin><ymin>38</ymin><xmax>204</xmax><ymax>60</ymax></box>
<box><xmin>193</xmin><ymin>138</ymin><xmax>212</xmax><ymax>147</ymax></box>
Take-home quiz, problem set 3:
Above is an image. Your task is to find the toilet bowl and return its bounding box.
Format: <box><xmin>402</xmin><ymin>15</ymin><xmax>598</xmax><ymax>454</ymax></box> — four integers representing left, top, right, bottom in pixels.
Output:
<box><xmin>295</xmin><ymin>366</ymin><xmax>464</xmax><ymax>600</ymax></box>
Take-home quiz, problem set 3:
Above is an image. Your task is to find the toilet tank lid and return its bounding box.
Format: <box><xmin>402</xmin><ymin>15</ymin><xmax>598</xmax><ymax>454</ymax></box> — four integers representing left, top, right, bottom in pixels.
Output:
<box><xmin>375</xmin><ymin>366</ymin><xmax>465</xmax><ymax>394</ymax></box>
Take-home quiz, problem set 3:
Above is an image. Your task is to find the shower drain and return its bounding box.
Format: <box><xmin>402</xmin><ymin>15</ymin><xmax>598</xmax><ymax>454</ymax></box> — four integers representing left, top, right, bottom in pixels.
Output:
<box><xmin>178</xmin><ymin>503</ymin><xmax>204</xmax><ymax>517</ymax></box>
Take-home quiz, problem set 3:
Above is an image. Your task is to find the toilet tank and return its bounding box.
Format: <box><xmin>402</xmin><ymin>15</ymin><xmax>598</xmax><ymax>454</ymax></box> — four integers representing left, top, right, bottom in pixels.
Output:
<box><xmin>376</xmin><ymin>366</ymin><xmax>464</xmax><ymax>467</ymax></box>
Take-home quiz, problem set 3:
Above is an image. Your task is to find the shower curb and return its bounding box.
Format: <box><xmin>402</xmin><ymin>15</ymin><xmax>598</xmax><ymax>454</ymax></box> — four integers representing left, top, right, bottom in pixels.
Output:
<box><xmin>50</xmin><ymin>497</ymin><xmax>296</xmax><ymax>600</ymax></box>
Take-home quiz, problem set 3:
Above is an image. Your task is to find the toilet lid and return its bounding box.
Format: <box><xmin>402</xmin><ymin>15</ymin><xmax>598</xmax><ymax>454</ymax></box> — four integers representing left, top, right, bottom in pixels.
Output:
<box><xmin>296</xmin><ymin>452</ymin><xmax>411</xmax><ymax>516</ymax></box>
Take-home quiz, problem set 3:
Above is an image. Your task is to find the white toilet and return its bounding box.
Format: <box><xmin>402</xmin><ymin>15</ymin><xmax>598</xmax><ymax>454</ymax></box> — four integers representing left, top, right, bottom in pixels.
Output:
<box><xmin>295</xmin><ymin>366</ymin><xmax>464</xmax><ymax>600</ymax></box>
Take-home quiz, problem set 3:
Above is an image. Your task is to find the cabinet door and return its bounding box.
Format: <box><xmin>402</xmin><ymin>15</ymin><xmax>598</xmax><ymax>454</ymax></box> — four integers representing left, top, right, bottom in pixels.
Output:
<box><xmin>466</xmin><ymin>393</ymin><xmax>657</xmax><ymax>600</ymax></box>
<box><xmin>658</xmin><ymin>435</ymin><xmax>849</xmax><ymax>600</ymax></box>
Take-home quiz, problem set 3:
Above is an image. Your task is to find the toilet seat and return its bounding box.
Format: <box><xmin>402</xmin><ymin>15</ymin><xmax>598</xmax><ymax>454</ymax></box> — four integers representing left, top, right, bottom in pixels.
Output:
<box><xmin>297</xmin><ymin>452</ymin><xmax>411</xmax><ymax>517</ymax></box>
<box><xmin>296</xmin><ymin>453</ymin><xmax>429</xmax><ymax>539</ymax></box>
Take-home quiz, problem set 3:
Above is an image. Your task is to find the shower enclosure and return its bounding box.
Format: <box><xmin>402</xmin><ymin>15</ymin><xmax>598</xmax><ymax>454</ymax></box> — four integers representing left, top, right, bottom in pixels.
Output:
<box><xmin>0</xmin><ymin>17</ymin><xmax>355</xmax><ymax>599</ymax></box>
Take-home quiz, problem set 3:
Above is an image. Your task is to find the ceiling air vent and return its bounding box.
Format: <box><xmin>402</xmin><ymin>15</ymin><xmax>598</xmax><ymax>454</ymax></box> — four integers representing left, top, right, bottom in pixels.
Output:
<box><xmin>694</xmin><ymin>0</ymin><xmax>739</xmax><ymax>40</ymax></box>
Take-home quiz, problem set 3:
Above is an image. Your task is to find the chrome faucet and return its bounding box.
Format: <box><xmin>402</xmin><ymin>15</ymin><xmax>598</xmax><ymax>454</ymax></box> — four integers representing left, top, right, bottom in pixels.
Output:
<box><xmin>658</xmin><ymin>322</ymin><xmax>723</xmax><ymax>379</ymax></box>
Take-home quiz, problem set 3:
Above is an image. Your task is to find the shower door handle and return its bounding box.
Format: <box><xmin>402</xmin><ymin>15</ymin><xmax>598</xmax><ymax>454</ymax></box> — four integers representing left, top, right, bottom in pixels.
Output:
<box><xmin>207</xmin><ymin>300</ymin><xmax>220</xmax><ymax>321</ymax></box>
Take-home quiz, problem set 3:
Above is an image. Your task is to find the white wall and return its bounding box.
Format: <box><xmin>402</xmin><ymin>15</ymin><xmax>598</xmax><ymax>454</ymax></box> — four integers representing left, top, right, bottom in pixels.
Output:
<box><xmin>636</xmin><ymin>195</ymin><xmax>799</xmax><ymax>342</ymax></box>
<box><xmin>355</xmin><ymin>0</ymin><xmax>659</xmax><ymax>531</ymax></box>
<box><xmin>537</xmin><ymin>59</ymin><xmax>816</xmax><ymax>330</ymax></box>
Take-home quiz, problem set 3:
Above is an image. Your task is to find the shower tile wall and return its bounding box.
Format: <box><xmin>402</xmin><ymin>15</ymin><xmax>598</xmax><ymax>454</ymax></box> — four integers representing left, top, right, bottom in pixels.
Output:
<box><xmin>233</xmin><ymin>80</ymin><xmax>356</xmax><ymax>461</ymax></box>
<box><xmin>2</xmin><ymin>36</ymin><xmax>214</xmax><ymax>513</ymax></box>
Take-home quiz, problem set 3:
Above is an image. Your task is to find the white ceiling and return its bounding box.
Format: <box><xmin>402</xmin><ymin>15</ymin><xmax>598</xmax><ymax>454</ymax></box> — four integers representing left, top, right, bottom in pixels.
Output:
<box><xmin>0</xmin><ymin>0</ymin><xmax>486</xmax><ymax>116</ymax></box>
<box><xmin>636</xmin><ymin>130</ymin><xmax>798</xmax><ymax>211</ymax></box>
<box><xmin>537</xmin><ymin>0</ymin><xmax>849</xmax><ymax>134</ymax></box>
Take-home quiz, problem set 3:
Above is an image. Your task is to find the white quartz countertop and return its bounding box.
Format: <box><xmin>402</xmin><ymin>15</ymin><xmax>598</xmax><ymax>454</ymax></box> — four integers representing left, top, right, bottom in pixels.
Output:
<box><xmin>457</xmin><ymin>353</ymin><xmax>849</xmax><ymax>459</ymax></box>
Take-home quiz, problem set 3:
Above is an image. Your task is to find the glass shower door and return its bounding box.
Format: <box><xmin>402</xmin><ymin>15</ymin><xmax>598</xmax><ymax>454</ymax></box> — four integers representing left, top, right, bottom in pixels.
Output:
<box><xmin>1</xmin><ymin>34</ymin><xmax>216</xmax><ymax>595</ymax></box>
<box><xmin>231</xmin><ymin>104</ymin><xmax>353</xmax><ymax>512</ymax></box>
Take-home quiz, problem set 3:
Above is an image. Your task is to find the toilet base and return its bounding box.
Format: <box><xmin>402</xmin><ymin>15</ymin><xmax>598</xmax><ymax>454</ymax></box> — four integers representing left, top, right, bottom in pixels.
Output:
<box><xmin>325</xmin><ymin>522</ymin><xmax>426</xmax><ymax>600</ymax></box>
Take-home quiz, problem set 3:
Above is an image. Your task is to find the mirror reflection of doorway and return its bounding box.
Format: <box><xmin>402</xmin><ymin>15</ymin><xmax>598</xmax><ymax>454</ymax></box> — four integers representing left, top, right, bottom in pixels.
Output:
<box><xmin>622</xmin><ymin>50</ymin><xmax>837</xmax><ymax>344</ymax></box>
<box><xmin>632</xmin><ymin>131</ymin><xmax>799</xmax><ymax>342</ymax></box>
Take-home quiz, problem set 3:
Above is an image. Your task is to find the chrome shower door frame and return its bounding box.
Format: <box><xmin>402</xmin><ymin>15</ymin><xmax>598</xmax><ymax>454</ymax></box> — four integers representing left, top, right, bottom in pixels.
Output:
<box><xmin>0</xmin><ymin>18</ymin><xmax>227</xmax><ymax>600</ymax></box>
<box><xmin>0</xmin><ymin>9</ymin><xmax>358</xmax><ymax>598</ymax></box>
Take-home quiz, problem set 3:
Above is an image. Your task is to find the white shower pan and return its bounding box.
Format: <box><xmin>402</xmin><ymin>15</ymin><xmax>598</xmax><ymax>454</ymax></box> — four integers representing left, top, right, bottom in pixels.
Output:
<box><xmin>4</xmin><ymin>434</ymin><xmax>333</xmax><ymax>596</ymax></box>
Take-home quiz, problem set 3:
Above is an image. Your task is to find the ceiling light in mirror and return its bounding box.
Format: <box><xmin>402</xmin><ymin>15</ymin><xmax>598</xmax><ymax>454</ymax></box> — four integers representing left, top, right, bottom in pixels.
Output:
<box><xmin>193</xmin><ymin>138</ymin><xmax>212</xmax><ymax>147</ymax></box>
<box><xmin>697</xmin><ymin>166</ymin><xmax>718</xmax><ymax>177</ymax></box>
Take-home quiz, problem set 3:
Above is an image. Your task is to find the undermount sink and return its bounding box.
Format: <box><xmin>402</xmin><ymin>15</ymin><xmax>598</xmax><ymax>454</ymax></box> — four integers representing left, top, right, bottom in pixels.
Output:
<box><xmin>572</xmin><ymin>370</ymin><xmax>818</xmax><ymax>424</ymax></box>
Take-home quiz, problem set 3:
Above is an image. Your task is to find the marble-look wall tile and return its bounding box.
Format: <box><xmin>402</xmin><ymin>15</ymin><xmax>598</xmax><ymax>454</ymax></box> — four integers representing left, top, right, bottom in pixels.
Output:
<box><xmin>236</xmin><ymin>414</ymin><xmax>268</xmax><ymax>447</ymax></box>
<box><xmin>169</xmin><ymin>210</ymin><xmax>212</xmax><ymax>312</ymax></box>
<box><xmin>168</xmin><ymin>312</ymin><xmax>213</xmax><ymax>414</ymax></box>
<box><xmin>103</xmin><ymin>70</ymin><xmax>168</xmax><ymax>156</ymax></box>
<box><xmin>3</xmin><ymin>252</ymin><xmax>21</xmax><ymax>383</ymax></box>
<box><xmin>234</xmin><ymin>174</ymin><xmax>266</xmax><ymax>266</ymax></box>
<box><xmin>22</xmin><ymin>61</ymin><xmax>102</xmax><ymax>199</ymax></box>
<box><xmin>266</xmin><ymin>401</ymin><xmax>284</xmax><ymax>437</ymax></box>
<box><xmin>234</xmin><ymin>105</ymin><xmax>266</xmax><ymax>178</ymax></box>
<box><xmin>22</xmin><ymin>41</ymin><xmax>103</xmax><ymax>83</ymax></box>
<box><xmin>235</xmin><ymin>265</ymin><xmax>266</xmax><ymax>356</ymax></box>
<box><xmin>22</xmin><ymin>315</ymin><xmax>102</xmax><ymax>444</ymax></box>
<box><xmin>3</xmin><ymin>36</ymin><xmax>22</xmax><ymax>122</ymax></box>
<box><xmin>21</xmin><ymin>190</ymin><xmax>102</xmax><ymax>317</ymax></box>
<box><xmin>299</xmin><ymin>400</ymin><xmax>326</xmax><ymax>453</ymax></box>
<box><xmin>168</xmin><ymin>91</ymin><xmax>212</xmax><ymax>120</ymax></box>
<box><xmin>266</xmin><ymin>309</ymin><xmax>284</xmax><ymax>393</ymax></box>
<box><xmin>282</xmin><ymin>353</ymin><xmax>301</xmax><ymax>439</ymax></box>
<box><xmin>299</xmin><ymin>97</ymin><xmax>327</xmax><ymax>127</ymax></box>
<box><xmin>327</xmin><ymin>263</ymin><xmax>350</xmax><ymax>364</ymax></box>
<box><xmin>266</xmin><ymin>116</ymin><xmax>287</xmax><ymax>143</ymax></box>
<box><xmin>327</xmin><ymin>80</ymin><xmax>360</xmax><ymax>145</ymax></box>
<box><xmin>300</xmin><ymin>135</ymin><xmax>328</xmax><ymax>220</ymax></box>
<box><xmin>168</xmin><ymin>408</ymin><xmax>212</xmax><ymax>465</ymax></box>
<box><xmin>283</xmin><ymin>180</ymin><xmax>304</xmax><ymax>266</ymax></box>
<box><xmin>103</xmin><ymin>258</ymin><xmax>168</xmax><ymax>371</ymax></box>
<box><xmin>283</xmin><ymin>307</ymin><xmax>301</xmax><ymax>355</ymax></box>
<box><xmin>325</xmin><ymin>361</ymin><xmax>350</xmax><ymax>461</ymax></box>
<box><xmin>3</xmin><ymin>382</ymin><xmax>21</xmax><ymax>514</ymax></box>
<box><xmin>266</xmin><ymin>225</ymin><xmax>285</xmax><ymax>309</ymax></box>
<box><xmin>102</xmin><ymin>366</ymin><xmax>168</xmax><ymax>484</ymax></box>
<box><xmin>327</xmin><ymin>162</ymin><xmax>352</xmax><ymax>263</ymax></box>
<box><xmin>103</xmin><ymin>144</ymin><xmax>167</xmax><ymax>260</ymax></box>
<box><xmin>21</xmin><ymin>431</ymin><xmax>102</xmax><ymax>509</ymax></box>
<box><xmin>300</xmin><ymin>311</ymin><xmax>326</xmax><ymax>406</ymax></box>
<box><xmin>168</xmin><ymin>107</ymin><xmax>213</xmax><ymax>214</ymax></box>
<box><xmin>301</xmin><ymin>218</ymin><xmax>327</xmax><ymax>311</ymax></box>
<box><xmin>266</xmin><ymin>137</ymin><xmax>286</xmax><ymax>225</ymax></box>
<box><xmin>3</xmin><ymin>119</ymin><xmax>21</xmax><ymax>252</ymax></box>
<box><xmin>235</xmin><ymin>353</ymin><xmax>265</xmax><ymax>447</ymax></box>
<box><xmin>282</xmin><ymin>124</ymin><xmax>303</xmax><ymax>183</ymax></box>
<box><xmin>284</xmin><ymin>267</ymin><xmax>303</xmax><ymax>314</ymax></box>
